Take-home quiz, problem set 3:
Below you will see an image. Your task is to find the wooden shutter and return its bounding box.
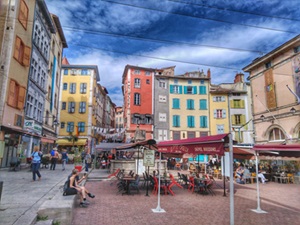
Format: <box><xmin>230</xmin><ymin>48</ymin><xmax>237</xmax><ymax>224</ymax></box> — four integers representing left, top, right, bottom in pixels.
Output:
<box><xmin>240</xmin><ymin>100</ymin><xmax>245</xmax><ymax>108</ymax></box>
<box><xmin>23</xmin><ymin>46</ymin><xmax>31</xmax><ymax>66</ymax></box>
<box><xmin>230</xmin><ymin>100</ymin><xmax>234</xmax><ymax>108</ymax></box>
<box><xmin>7</xmin><ymin>80</ymin><xmax>16</xmax><ymax>107</ymax></box>
<box><xmin>231</xmin><ymin>115</ymin><xmax>236</xmax><ymax>125</ymax></box>
<box><xmin>14</xmin><ymin>36</ymin><xmax>21</xmax><ymax>61</ymax></box>
<box><xmin>17</xmin><ymin>86</ymin><xmax>26</xmax><ymax>109</ymax></box>
<box><xmin>193</xmin><ymin>86</ymin><xmax>197</xmax><ymax>94</ymax></box>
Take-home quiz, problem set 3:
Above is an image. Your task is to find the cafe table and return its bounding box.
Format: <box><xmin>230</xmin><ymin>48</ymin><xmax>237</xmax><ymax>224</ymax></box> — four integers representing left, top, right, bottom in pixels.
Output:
<box><xmin>122</xmin><ymin>176</ymin><xmax>136</xmax><ymax>195</ymax></box>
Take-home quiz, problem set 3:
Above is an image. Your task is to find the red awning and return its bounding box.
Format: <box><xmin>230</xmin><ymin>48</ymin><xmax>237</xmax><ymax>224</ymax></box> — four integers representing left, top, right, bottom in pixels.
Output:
<box><xmin>253</xmin><ymin>144</ymin><xmax>300</xmax><ymax>158</ymax></box>
<box><xmin>233</xmin><ymin>146</ymin><xmax>255</xmax><ymax>159</ymax></box>
<box><xmin>157</xmin><ymin>133</ymin><xmax>229</xmax><ymax>156</ymax></box>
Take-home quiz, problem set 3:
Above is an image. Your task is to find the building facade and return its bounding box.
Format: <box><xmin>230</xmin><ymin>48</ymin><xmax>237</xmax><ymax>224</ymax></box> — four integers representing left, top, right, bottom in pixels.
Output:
<box><xmin>243</xmin><ymin>35</ymin><xmax>300</xmax><ymax>144</ymax></box>
<box><xmin>0</xmin><ymin>0</ymin><xmax>36</xmax><ymax>167</ymax></box>
<box><xmin>57</xmin><ymin>59</ymin><xmax>100</xmax><ymax>154</ymax></box>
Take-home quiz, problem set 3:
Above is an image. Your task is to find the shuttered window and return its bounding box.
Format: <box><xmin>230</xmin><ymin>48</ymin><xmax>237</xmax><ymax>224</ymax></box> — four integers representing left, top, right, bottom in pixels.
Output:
<box><xmin>7</xmin><ymin>80</ymin><xmax>25</xmax><ymax>109</ymax></box>
<box><xmin>18</xmin><ymin>0</ymin><xmax>29</xmax><ymax>29</ymax></box>
<box><xmin>13</xmin><ymin>36</ymin><xmax>30</xmax><ymax>66</ymax></box>
<box><xmin>172</xmin><ymin>98</ymin><xmax>180</xmax><ymax>109</ymax></box>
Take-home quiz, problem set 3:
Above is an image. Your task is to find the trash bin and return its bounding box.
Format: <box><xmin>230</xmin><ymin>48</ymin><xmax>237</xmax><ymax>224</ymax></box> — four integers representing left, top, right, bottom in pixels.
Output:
<box><xmin>0</xmin><ymin>181</ymin><xmax>3</xmax><ymax>202</ymax></box>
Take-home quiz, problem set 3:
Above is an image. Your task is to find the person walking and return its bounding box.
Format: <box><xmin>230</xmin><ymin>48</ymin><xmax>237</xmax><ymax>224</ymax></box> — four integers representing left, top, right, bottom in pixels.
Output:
<box><xmin>84</xmin><ymin>151</ymin><xmax>92</xmax><ymax>172</ymax></box>
<box><xmin>50</xmin><ymin>147</ymin><xmax>59</xmax><ymax>170</ymax></box>
<box><xmin>31</xmin><ymin>146</ymin><xmax>42</xmax><ymax>181</ymax></box>
<box><xmin>61</xmin><ymin>149</ymin><xmax>68</xmax><ymax>171</ymax></box>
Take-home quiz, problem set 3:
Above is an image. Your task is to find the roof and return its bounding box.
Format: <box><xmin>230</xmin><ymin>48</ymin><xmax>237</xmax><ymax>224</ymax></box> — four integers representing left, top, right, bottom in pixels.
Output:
<box><xmin>51</xmin><ymin>14</ymin><xmax>68</xmax><ymax>48</ymax></box>
<box><xmin>62</xmin><ymin>64</ymin><xmax>100</xmax><ymax>82</ymax></box>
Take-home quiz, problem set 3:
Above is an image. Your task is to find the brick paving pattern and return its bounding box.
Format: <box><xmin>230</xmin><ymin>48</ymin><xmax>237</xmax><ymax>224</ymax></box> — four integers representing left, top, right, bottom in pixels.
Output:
<box><xmin>72</xmin><ymin>177</ymin><xmax>300</xmax><ymax>225</ymax></box>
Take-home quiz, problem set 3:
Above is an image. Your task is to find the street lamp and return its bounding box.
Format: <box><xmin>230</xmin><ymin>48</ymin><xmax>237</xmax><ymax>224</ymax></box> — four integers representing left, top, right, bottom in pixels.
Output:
<box><xmin>290</xmin><ymin>107</ymin><xmax>296</xmax><ymax>114</ymax></box>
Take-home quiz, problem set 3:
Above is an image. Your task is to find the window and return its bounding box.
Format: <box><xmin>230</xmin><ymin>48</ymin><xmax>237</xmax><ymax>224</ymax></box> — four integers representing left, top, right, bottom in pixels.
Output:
<box><xmin>146</xmin><ymin>79</ymin><xmax>150</xmax><ymax>84</ymax></box>
<box><xmin>170</xmin><ymin>85</ymin><xmax>182</xmax><ymax>94</ymax></box>
<box><xmin>14</xmin><ymin>114</ymin><xmax>23</xmax><ymax>127</ymax></box>
<box><xmin>132</xmin><ymin>114</ymin><xmax>141</xmax><ymax>124</ymax></box>
<box><xmin>63</xmin><ymin>83</ymin><xmax>67</xmax><ymax>90</ymax></box>
<box><xmin>265</xmin><ymin>61</ymin><xmax>272</xmax><ymax>69</ymax></box>
<box><xmin>186</xmin><ymin>99</ymin><xmax>194</xmax><ymax>110</ymax></box>
<box><xmin>232</xmin><ymin>115</ymin><xmax>246</xmax><ymax>125</ymax></box>
<box><xmin>81</xmin><ymin>69</ymin><xmax>88</xmax><ymax>75</ymax></box>
<box><xmin>70</xmin><ymin>69</ymin><xmax>77</xmax><ymax>75</ymax></box>
<box><xmin>61</xmin><ymin>102</ymin><xmax>66</xmax><ymax>110</ymax></box>
<box><xmin>174</xmin><ymin>79</ymin><xmax>178</xmax><ymax>84</ymax></box>
<box><xmin>200</xmin><ymin>80</ymin><xmax>204</xmax><ymax>84</ymax></box>
<box><xmin>134</xmin><ymin>93</ymin><xmax>140</xmax><ymax>105</ymax></box>
<box><xmin>60</xmin><ymin>122</ymin><xmax>65</xmax><ymax>129</ymax></box>
<box><xmin>188</xmin><ymin>80</ymin><xmax>192</xmax><ymax>84</ymax></box>
<box><xmin>231</xmin><ymin>99</ymin><xmax>245</xmax><ymax>108</ymax></box>
<box><xmin>199</xmin><ymin>99</ymin><xmax>207</xmax><ymax>110</ymax></box>
<box><xmin>78</xmin><ymin>122</ymin><xmax>85</xmax><ymax>132</ymax></box>
<box><xmin>69</xmin><ymin>83</ymin><xmax>76</xmax><ymax>94</ymax></box>
<box><xmin>159</xmin><ymin>95</ymin><xmax>166</xmax><ymax>102</ymax></box>
<box><xmin>68</xmin><ymin>102</ymin><xmax>75</xmax><ymax>113</ymax></box>
<box><xmin>187</xmin><ymin>131</ymin><xmax>195</xmax><ymax>139</ymax></box>
<box><xmin>294</xmin><ymin>46</ymin><xmax>300</xmax><ymax>53</ymax></box>
<box><xmin>269</xmin><ymin>128</ymin><xmax>285</xmax><ymax>141</ymax></box>
<box><xmin>187</xmin><ymin>116</ymin><xmax>195</xmax><ymax>128</ymax></box>
<box><xmin>145</xmin><ymin>115</ymin><xmax>153</xmax><ymax>124</ymax></box>
<box><xmin>134</xmin><ymin>70</ymin><xmax>140</xmax><ymax>74</ymax></box>
<box><xmin>18</xmin><ymin>0</ymin><xmax>28</xmax><ymax>29</ymax></box>
<box><xmin>172</xmin><ymin>98</ymin><xmax>180</xmax><ymax>109</ymax></box>
<box><xmin>7</xmin><ymin>80</ymin><xmax>26</xmax><ymax>109</ymax></box>
<box><xmin>159</xmin><ymin>80</ymin><xmax>166</xmax><ymax>88</ymax></box>
<box><xmin>79</xmin><ymin>102</ymin><xmax>86</xmax><ymax>113</ymax></box>
<box><xmin>13</xmin><ymin>36</ymin><xmax>30</xmax><ymax>66</ymax></box>
<box><xmin>200</xmin><ymin>132</ymin><xmax>208</xmax><ymax>137</ymax></box>
<box><xmin>67</xmin><ymin>122</ymin><xmax>74</xmax><ymax>132</ymax></box>
<box><xmin>186</xmin><ymin>86</ymin><xmax>194</xmax><ymax>94</ymax></box>
<box><xmin>214</xmin><ymin>109</ymin><xmax>226</xmax><ymax>119</ymax></box>
<box><xmin>134</xmin><ymin>78</ymin><xmax>141</xmax><ymax>88</ymax></box>
<box><xmin>80</xmin><ymin>83</ymin><xmax>87</xmax><ymax>94</ymax></box>
<box><xmin>63</xmin><ymin>69</ymin><xmax>68</xmax><ymax>75</ymax></box>
<box><xmin>145</xmin><ymin>71</ymin><xmax>151</xmax><ymax>76</ymax></box>
<box><xmin>217</xmin><ymin>125</ymin><xmax>224</xmax><ymax>134</ymax></box>
<box><xmin>159</xmin><ymin>113</ymin><xmax>167</xmax><ymax>122</ymax></box>
<box><xmin>173</xmin><ymin>115</ymin><xmax>180</xmax><ymax>127</ymax></box>
<box><xmin>173</xmin><ymin>131</ymin><xmax>180</xmax><ymax>140</ymax></box>
<box><xmin>199</xmin><ymin>86</ymin><xmax>207</xmax><ymax>94</ymax></box>
<box><xmin>213</xmin><ymin>96</ymin><xmax>225</xmax><ymax>102</ymax></box>
<box><xmin>200</xmin><ymin>116</ymin><xmax>208</xmax><ymax>128</ymax></box>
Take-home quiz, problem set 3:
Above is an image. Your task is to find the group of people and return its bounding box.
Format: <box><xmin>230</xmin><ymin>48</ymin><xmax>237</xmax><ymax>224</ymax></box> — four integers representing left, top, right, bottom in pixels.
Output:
<box><xmin>235</xmin><ymin>163</ymin><xmax>267</xmax><ymax>184</ymax></box>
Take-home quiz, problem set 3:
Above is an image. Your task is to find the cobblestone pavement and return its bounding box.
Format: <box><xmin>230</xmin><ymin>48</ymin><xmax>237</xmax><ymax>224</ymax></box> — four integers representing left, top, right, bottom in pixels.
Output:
<box><xmin>72</xmin><ymin>173</ymin><xmax>300</xmax><ymax>225</ymax></box>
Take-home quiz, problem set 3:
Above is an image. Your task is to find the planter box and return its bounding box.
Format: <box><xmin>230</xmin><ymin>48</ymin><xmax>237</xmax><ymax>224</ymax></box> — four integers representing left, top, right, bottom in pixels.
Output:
<box><xmin>74</xmin><ymin>165</ymin><xmax>82</xmax><ymax>172</ymax></box>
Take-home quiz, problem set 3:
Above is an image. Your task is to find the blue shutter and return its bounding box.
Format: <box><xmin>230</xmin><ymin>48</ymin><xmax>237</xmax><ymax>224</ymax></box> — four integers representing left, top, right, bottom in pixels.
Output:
<box><xmin>200</xmin><ymin>116</ymin><xmax>207</xmax><ymax>128</ymax></box>
<box><xmin>222</xmin><ymin>109</ymin><xmax>226</xmax><ymax>118</ymax></box>
<box><xmin>179</xmin><ymin>86</ymin><xmax>182</xmax><ymax>94</ymax></box>
<box><xmin>178</xmin><ymin>116</ymin><xmax>180</xmax><ymax>127</ymax></box>
<box><xmin>203</xmin><ymin>86</ymin><xmax>206</xmax><ymax>94</ymax></box>
<box><xmin>191</xmin><ymin>100</ymin><xmax>194</xmax><ymax>109</ymax></box>
<box><xmin>172</xmin><ymin>115</ymin><xmax>176</xmax><ymax>126</ymax></box>
<box><xmin>192</xmin><ymin>116</ymin><xmax>195</xmax><ymax>127</ymax></box>
<box><xmin>193</xmin><ymin>86</ymin><xmax>197</xmax><ymax>94</ymax></box>
<box><xmin>177</xmin><ymin>99</ymin><xmax>180</xmax><ymax>109</ymax></box>
<box><xmin>186</xmin><ymin>100</ymin><xmax>190</xmax><ymax>109</ymax></box>
<box><xmin>172</xmin><ymin>99</ymin><xmax>176</xmax><ymax>108</ymax></box>
<box><xmin>184</xmin><ymin>86</ymin><xmax>187</xmax><ymax>94</ymax></box>
<box><xmin>187</xmin><ymin>116</ymin><xmax>190</xmax><ymax>127</ymax></box>
<box><xmin>170</xmin><ymin>85</ymin><xmax>174</xmax><ymax>94</ymax></box>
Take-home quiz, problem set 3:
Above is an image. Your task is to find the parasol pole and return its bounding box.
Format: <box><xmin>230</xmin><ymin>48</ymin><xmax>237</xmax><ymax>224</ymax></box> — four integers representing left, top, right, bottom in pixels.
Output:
<box><xmin>152</xmin><ymin>151</ymin><xmax>165</xmax><ymax>213</ymax></box>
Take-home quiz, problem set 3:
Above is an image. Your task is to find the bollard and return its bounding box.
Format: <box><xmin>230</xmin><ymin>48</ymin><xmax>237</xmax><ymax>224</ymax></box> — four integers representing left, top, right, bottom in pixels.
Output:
<box><xmin>0</xmin><ymin>181</ymin><xmax>3</xmax><ymax>202</ymax></box>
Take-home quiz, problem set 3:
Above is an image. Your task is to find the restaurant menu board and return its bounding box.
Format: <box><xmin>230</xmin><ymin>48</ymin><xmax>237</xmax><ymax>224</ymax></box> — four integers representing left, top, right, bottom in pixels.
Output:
<box><xmin>143</xmin><ymin>149</ymin><xmax>155</xmax><ymax>167</ymax></box>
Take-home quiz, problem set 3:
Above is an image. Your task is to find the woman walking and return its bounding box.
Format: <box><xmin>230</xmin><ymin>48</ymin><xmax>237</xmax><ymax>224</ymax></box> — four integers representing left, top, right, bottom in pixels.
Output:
<box><xmin>31</xmin><ymin>146</ymin><xmax>42</xmax><ymax>181</ymax></box>
<box><xmin>61</xmin><ymin>149</ymin><xmax>68</xmax><ymax>171</ymax></box>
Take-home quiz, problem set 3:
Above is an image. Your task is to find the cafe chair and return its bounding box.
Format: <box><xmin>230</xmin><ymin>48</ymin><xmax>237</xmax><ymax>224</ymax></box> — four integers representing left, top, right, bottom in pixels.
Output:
<box><xmin>177</xmin><ymin>172</ymin><xmax>184</xmax><ymax>184</ymax></box>
<box><xmin>181</xmin><ymin>174</ymin><xmax>189</xmax><ymax>188</ymax></box>
<box><xmin>129</xmin><ymin>175</ymin><xmax>140</xmax><ymax>194</ymax></box>
<box><xmin>206</xmin><ymin>180</ymin><xmax>216</xmax><ymax>196</ymax></box>
<box><xmin>152</xmin><ymin>176</ymin><xmax>168</xmax><ymax>195</ymax></box>
<box><xmin>287</xmin><ymin>173</ymin><xmax>294</xmax><ymax>184</ymax></box>
<box><xmin>188</xmin><ymin>176</ymin><xmax>195</xmax><ymax>193</ymax></box>
<box><xmin>168</xmin><ymin>174</ymin><xmax>183</xmax><ymax>196</ymax></box>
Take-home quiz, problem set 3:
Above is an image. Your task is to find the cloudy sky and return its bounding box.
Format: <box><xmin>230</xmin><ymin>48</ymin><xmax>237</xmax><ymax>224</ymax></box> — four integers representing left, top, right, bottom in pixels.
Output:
<box><xmin>45</xmin><ymin>0</ymin><xmax>299</xmax><ymax>106</ymax></box>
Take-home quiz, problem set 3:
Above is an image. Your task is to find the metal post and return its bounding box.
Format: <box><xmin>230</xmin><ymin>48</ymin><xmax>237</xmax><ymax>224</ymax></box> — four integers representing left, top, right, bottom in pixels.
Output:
<box><xmin>251</xmin><ymin>153</ymin><xmax>267</xmax><ymax>214</ymax></box>
<box><xmin>223</xmin><ymin>155</ymin><xmax>226</xmax><ymax>197</ymax></box>
<box><xmin>229</xmin><ymin>133</ymin><xmax>234</xmax><ymax>225</ymax></box>
<box><xmin>145</xmin><ymin>166</ymin><xmax>150</xmax><ymax>197</ymax></box>
<box><xmin>152</xmin><ymin>152</ymin><xmax>165</xmax><ymax>213</ymax></box>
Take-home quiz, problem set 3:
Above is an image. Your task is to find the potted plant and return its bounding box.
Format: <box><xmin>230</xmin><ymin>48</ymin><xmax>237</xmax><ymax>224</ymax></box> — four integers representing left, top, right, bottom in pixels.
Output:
<box><xmin>73</xmin><ymin>154</ymin><xmax>82</xmax><ymax>172</ymax></box>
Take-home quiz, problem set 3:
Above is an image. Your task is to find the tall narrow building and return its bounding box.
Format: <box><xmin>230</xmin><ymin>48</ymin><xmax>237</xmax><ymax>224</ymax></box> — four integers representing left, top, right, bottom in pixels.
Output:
<box><xmin>0</xmin><ymin>0</ymin><xmax>36</xmax><ymax>167</ymax></box>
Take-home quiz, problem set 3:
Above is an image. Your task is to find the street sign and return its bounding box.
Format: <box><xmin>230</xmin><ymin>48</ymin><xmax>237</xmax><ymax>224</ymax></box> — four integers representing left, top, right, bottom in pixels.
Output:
<box><xmin>143</xmin><ymin>149</ymin><xmax>155</xmax><ymax>167</ymax></box>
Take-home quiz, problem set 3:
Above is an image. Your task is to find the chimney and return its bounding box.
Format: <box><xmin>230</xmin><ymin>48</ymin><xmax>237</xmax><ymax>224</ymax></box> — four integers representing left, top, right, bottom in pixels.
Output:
<box><xmin>207</xmin><ymin>69</ymin><xmax>211</xmax><ymax>78</ymax></box>
<box><xmin>234</xmin><ymin>73</ymin><xmax>244</xmax><ymax>83</ymax></box>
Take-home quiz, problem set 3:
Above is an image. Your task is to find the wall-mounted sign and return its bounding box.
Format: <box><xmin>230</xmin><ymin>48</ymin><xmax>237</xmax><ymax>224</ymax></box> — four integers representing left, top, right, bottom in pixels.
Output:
<box><xmin>24</xmin><ymin>120</ymin><xmax>42</xmax><ymax>135</ymax></box>
<box><xmin>143</xmin><ymin>149</ymin><xmax>155</xmax><ymax>167</ymax></box>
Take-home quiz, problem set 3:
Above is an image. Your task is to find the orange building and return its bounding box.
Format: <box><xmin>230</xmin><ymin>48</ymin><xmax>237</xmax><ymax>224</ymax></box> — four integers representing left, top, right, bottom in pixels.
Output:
<box><xmin>122</xmin><ymin>65</ymin><xmax>155</xmax><ymax>142</ymax></box>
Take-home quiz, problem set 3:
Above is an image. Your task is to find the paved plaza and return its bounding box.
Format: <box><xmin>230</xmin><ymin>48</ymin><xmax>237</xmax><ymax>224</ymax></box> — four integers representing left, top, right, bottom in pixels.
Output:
<box><xmin>72</xmin><ymin>171</ymin><xmax>300</xmax><ymax>225</ymax></box>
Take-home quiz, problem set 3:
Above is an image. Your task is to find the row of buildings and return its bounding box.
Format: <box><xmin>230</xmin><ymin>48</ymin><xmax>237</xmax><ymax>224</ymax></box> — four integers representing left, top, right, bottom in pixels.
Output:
<box><xmin>122</xmin><ymin>35</ymin><xmax>300</xmax><ymax>147</ymax></box>
<box><xmin>0</xmin><ymin>0</ymin><xmax>115</xmax><ymax>168</ymax></box>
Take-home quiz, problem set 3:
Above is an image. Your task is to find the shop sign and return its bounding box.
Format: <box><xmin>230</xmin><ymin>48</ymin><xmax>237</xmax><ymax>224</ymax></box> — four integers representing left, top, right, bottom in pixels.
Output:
<box><xmin>24</xmin><ymin>120</ymin><xmax>42</xmax><ymax>135</ymax></box>
<box><xmin>143</xmin><ymin>149</ymin><xmax>155</xmax><ymax>167</ymax></box>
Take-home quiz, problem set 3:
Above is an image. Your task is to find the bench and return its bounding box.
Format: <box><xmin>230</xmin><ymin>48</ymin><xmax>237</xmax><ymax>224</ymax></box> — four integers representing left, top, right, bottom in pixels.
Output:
<box><xmin>37</xmin><ymin>175</ymin><xmax>87</xmax><ymax>225</ymax></box>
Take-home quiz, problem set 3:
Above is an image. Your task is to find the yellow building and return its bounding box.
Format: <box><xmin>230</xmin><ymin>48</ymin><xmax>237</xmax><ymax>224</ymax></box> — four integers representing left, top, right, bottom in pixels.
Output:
<box><xmin>209</xmin><ymin>85</ymin><xmax>230</xmax><ymax>135</ymax></box>
<box><xmin>56</xmin><ymin>58</ymin><xmax>100</xmax><ymax>153</ymax></box>
<box><xmin>169</xmin><ymin>71</ymin><xmax>210</xmax><ymax>140</ymax></box>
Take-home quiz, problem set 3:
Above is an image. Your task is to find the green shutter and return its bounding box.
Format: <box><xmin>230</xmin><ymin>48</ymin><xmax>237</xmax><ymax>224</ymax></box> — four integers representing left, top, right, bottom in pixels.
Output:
<box><xmin>241</xmin><ymin>100</ymin><xmax>245</xmax><ymax>108</ymax></box>
<box><xmin>193</xmin><ymin>86</ymin><xmax>197</xmax><ymax>94</ymax></box>
<box><xmin>231</xmin><ymin>115</ymin><xmax>236</xmax><ymax>125</ymax></box>
<box><xmin>170</xmin><ymin>85</ymin><xmax>174</xmax><ymax>94</ymax></box>
<box><xmin>241</xmin><ymin>115</ymin><xmax>246</xmax><ymax>124</ymax></box>
<box><xmin>179</xmin><ymin>86</ymin><xmax>183</xmax><ymax>94</ymax></box>
<box><xmin>230</xmin><ymin>100</ymin><xmax>234</xmax><ymax>108</ymax></box>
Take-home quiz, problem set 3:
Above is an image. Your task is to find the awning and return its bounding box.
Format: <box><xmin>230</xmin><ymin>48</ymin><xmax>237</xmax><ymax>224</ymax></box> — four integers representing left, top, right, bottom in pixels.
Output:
<box><xmin>56</xmin><ymin>138</ymin><xmax>87</xmax><ymax>146</ymax></box>
<box><xmin>253</xmin><ymin>144</ymin><xmax>300</xmax><ymax>158</ymax></box>
<box><xmin>116</xmin><ymin>139</ymin><xmax>157</xmax><ymax>150</ymax></box>
<box><xmin>41</xmin><ymin>137</ymin><xmax>56</xmax><ymax>143</ymax></box>
<box><xmin>0</xmin><ymin>125</ymin><xmax>41</xmax><ymax>138</ymax></box>
<box><xmin>157</xmin><ymin>133</ymin><xmax>229</xmax><ymax>156</ymax></box>
<box><xmin>95</xmin><ymin>143</ymin><xmax>126</xmax><ymax>151</ymax></box>
<box><xmin>233</xmin><ymin>146</ymin><xmax>255</xmax><ymax>159</ymax></box>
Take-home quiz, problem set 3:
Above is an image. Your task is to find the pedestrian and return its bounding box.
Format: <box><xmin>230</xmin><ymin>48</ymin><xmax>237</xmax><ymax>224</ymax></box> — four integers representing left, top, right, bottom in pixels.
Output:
<box><xmin>31</xmin><ymin>146</ymin><xmax>42</xmax><ymax>181</ymax></box>
<box><xmin>61</xmin><ymin>149</ymin><xmax>68</xmax><ymax>171</ymax></box>
<box><xmin>50</xmin><ymin>147</ymin><xmax>59</xmax><ymax>170</ymax></box>
<box><xmin>84</xmin><ymin>151</ymin><xmax>91</xmax><ymax>172</ymax></box>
